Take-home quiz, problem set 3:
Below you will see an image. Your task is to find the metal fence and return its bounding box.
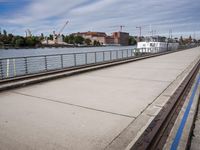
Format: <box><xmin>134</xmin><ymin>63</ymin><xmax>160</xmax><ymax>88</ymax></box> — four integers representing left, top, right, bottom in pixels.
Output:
<box><xmin>0</xmin><ymin>45</ymin><xmax>198</xmax><ymax>80</ymax></box>
<box><xmin>0</xmin><ymin>49</ymin><xmax>140</xmax><ymax>80</ymax></box>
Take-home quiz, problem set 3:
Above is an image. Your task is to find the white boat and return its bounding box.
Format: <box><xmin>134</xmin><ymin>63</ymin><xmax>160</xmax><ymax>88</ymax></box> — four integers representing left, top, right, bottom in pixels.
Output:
<box><xmin>137</xmin><ymin>36</ymin><xmax>179</xmax><ymax>53</ymax></box>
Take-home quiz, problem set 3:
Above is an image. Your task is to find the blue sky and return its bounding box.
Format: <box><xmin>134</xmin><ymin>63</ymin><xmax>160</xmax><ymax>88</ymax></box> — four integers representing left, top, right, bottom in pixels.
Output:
<box><xmin>0</xmin><ymin>0</ymin><xmax>200</xmax><ymax>38</ymax></box>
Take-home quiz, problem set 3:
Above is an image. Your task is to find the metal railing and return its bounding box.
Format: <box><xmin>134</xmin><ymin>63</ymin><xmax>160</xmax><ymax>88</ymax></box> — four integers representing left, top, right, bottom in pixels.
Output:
<box><xmin>0</xmin><ymin>45</ymin><xmax>198</xmax><ymax>80</ymax></box>
<box><xmin>0</xmin><ymin>49</ymin><xmax>138</xmax><ymax>80</ymax></box>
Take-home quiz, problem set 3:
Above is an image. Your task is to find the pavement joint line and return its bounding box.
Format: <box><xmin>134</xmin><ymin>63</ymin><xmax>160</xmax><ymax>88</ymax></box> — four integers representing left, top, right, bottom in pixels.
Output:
<box><xmin>85</xmin><ymin>74</ymin><xmax>172</xmax><ymax>83</ymax></box>
<box><xmin>10</xmin><ymin>91</ymin><xmax>136</xmax><ymax>119</ymax></box>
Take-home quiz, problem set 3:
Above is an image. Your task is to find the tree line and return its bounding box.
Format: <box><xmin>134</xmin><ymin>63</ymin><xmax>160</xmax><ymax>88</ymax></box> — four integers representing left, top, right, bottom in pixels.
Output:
<box><xmin>1</xmin><ymin>29</ymin><xmax>198</xmax><ymax>49</ymax></box>
<box><xmin>0</xmin><ymin>30</ymin><xmax>42</xmax><ymax>48</ymax></box>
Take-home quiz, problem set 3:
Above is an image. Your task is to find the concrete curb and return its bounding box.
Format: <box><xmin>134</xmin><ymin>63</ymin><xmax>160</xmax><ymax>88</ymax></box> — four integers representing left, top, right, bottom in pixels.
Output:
<box><xmin>104</xmin><ymin>52</ymin><xmax>200</xmax><ymax>150</ymax></box>
<box><xmin>163</xmin><ymin>71</ymin><xmax>200</xmax><ymax>150</ymax></box>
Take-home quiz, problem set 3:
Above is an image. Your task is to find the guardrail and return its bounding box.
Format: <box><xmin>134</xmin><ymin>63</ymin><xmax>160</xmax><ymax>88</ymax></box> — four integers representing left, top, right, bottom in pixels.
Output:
<box><xmin>0</xmin><ymin>49</ymin><xmax>138</xmax><ymax>80</ymax></box>
<box><xmin>0</xmin><ymin>45</ymin><xmax>198</xmax><ymax>80</ymax></box>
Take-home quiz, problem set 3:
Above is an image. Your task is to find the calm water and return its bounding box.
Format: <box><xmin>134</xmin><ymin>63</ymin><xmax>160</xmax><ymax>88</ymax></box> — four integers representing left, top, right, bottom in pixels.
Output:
<box><xmin>0</xmin><ymin>46</ymin><xmax>136</xmax><ymax>79</ymax></box>
<box><xmin>0</xmin><ymin>46</ymin><xmax>136</xmax><ymax>59</ymax></box>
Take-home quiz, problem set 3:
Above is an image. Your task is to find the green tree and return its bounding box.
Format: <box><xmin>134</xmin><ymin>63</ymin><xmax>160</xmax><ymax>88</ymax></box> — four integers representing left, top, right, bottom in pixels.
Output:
<box><xmin>93</xmin><ymin>40</ymin><xmax>100</xmax><ymax>46</ymax></box>
<box><xmin>15</xmin><ymin>38</ymin><xmax>25</xmax><ymax>47</ymax></box>
<box><xmin>48</xmin><ymin>34</ymin><xmax>53</xmax><ymax>40</ymax></box>
<box><xmin>189</xmin><ymin>35</ymin><xmax>192</xmax><ymax>43</ymax></box>
<box><xmin>68</xmin><ymin>34</ymin><xmax>75</xmax><ymax>44</ymax></box>
<box><xmin>25</xmin><ymin>37</ymin><xmax>35</xmax><ymax>46</ymax></box>
<box><xmin>40</xmin><ymin>33</ymin><xmax>44</xmax><ymax>40</ymax></box>
<box><xmin>3</xmin><ymin>30</ymin><xmax>7</xmax><ymax>36</ymax></box>
<box><xmin>74</xmin><ymin>36</ymin><xmax>84</xmax><ymax>44</ymax></box>
<box><xmin>64</xmin><ymin>35</ymin><xmax>69</xmax><ymax>43</ymax></box>
<box><xmin>85</xmin><ymin>38</ymin><xmax>91</xmax><ymax>45</ymax></box>
<box><xmin>129</xmin><ymin>36</ymin><xmax>137</xmax><ymax>45</ymax></box>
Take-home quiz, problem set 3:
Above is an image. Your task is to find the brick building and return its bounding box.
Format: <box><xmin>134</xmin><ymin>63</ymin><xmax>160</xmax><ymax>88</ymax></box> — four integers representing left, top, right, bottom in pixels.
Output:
<box><xmin>72</xmin><ymin>31</ymin><xmax>129</xmax><ymax>46</ymax></box>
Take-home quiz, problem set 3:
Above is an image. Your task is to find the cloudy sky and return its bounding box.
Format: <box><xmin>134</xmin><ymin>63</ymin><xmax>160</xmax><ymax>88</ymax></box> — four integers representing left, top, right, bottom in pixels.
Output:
<box><xmin>0</xmin><ymin>0</ymin><xmax>200</xmax><ymax>38</ymax></box>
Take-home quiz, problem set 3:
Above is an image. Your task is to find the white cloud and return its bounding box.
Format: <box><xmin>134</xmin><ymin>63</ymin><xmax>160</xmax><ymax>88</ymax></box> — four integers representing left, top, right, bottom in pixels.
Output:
<box><xmin>1</xmin><ymin>0</ymin><xmax>200</xmax><ymax>38</ymax></box>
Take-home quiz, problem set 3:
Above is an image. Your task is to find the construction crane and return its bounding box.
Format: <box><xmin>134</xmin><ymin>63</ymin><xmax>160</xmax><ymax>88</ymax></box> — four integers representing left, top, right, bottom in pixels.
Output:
<box><xmin>53</xmin><ymin>21</ymin><xmax>69</xmax><ymax>40</ymax></box>
<box><xmin>136</xmin><ymin>24</ymin><xmax>152</xmax><ymax>37</ymax></box>
<box><xmin>136</xmin><ymin>26</ymin><xmax>142</xmax><ymax>37</ymax></box>
<box><xmin>109</xmin><ymin>25</ymin><xmax>125</xmax><ymax>32</ymax></box>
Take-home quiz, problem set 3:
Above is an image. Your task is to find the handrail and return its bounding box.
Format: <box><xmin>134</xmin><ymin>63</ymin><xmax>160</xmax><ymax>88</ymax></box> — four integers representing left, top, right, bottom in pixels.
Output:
<box><xmin>0</xmin><ymin>45</ymin><xmax>198</xmax><ymax>80</ymax></box>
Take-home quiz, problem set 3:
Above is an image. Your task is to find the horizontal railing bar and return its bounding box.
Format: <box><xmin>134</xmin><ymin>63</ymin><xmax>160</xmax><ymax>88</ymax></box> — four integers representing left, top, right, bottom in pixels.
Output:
<box><xmin>0</xmin><ymin>48</ymin><xmax>136</xmax><ymax>60</ymax></box>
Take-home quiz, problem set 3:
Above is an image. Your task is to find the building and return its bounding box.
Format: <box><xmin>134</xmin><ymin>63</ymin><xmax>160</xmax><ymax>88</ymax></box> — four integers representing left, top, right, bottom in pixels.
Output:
<box><xmin>112</xmin><ymin>32</ymin><xmax>129</xmax><ymax>46</ymax></box>
<box><xmin>72</xmin><ymin>31</ymin><xmax>129</xmax><ymax>46</ymax></box>
<box><xmin>73</xmin><ymin>32</ymin><xmax>107</xmax><ymax>45</ymax></box>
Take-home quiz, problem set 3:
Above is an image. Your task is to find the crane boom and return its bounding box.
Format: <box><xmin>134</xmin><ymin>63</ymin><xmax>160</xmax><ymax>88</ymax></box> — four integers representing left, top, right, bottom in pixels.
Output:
<box><xmin>109</xmin><ymin>25</ymin><xmax>125</xmax><ymax>32</ymax></box>
<box><xmin>58</xmin><ymin>21</ymin><xmax>69</xmax><ymax>36</ymax></box>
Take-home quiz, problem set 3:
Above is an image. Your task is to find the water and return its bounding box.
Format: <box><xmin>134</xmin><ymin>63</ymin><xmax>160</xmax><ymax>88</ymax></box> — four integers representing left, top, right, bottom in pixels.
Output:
<box><xmin>0</xmin><ymin>46</ymin><xmax>136</xmax><ymax>79</ymax></box>
<box><xmin>0</xmin><ymin>46</ymin><xmax>136</xmax><ymax>59</ymax></box>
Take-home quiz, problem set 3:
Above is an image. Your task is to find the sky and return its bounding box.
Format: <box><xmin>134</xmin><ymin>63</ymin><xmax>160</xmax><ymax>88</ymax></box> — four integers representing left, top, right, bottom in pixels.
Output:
<box><xmin>0</xmin><ymin>0</ymin><xmax>200</xmax><ymax>38</ymax></box>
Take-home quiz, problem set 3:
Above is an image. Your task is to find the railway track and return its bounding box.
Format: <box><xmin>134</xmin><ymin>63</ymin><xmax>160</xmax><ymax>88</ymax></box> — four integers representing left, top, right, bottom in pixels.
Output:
<box><xmin>131</xmin><ymin>59</ymin><xmax>200</xmax><ymax>149</ymax></box>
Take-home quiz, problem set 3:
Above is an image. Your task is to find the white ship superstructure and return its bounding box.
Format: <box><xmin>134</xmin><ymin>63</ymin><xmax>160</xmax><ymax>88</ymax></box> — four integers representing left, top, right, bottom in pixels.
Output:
<box><xmin>137</xmin><ymin>36</ymin><xmax>179</xmax><ymax>53</ymax></box>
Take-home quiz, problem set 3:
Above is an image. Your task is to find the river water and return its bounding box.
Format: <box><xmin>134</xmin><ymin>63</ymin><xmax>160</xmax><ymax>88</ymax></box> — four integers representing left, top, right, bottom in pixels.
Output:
<box><xmin>0</xmin><ymin>46</ymin><xmax>136</xmax><ymax>59</ymax></box>
<box><xmin>0</xmin><ymin>46</ymin><xmax>136</xmax><ymax>79</ymax></box>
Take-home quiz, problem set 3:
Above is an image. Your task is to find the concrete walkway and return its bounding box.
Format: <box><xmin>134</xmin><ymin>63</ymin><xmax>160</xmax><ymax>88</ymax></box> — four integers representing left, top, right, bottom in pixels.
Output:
<box><xmin>0</xmin><ymin>48</ymin><xmax>200</xmax><ymax>150</ymax></box>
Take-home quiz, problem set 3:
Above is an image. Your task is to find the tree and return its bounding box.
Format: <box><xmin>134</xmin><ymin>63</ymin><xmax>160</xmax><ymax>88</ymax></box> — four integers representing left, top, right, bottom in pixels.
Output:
<box><xmin>15</xmin><ymin>38</ymin><xmax>25</xmax><ymax>47</ymax></box>
<box><xmin>129</xmin><ymin>36</ymin><xmax>137</xmax><ymax>45</ymax></box>
<box><xmin>3</xmin><ymin>30</ymin><xmax>7</xmax><ymax>36</ymax></box>
<box><xmin>93</xmin><ymin>40</ymin><xmax>100</xmax><ymax>46</ymax></box>
<box><xmin>85</xmin><ymin>38</ymin><xmax>92</xmax><ymax>45</ymax></box>
<box><xmin>68</xmin><ymin>34</ymin><xmax>75</xmax><ymax>44</ymax></box>
<box><xmin>25</xmin><ymin>37</ymin><xmax>35</xmax><ymax>46</ymax></box>
<box><xmin>48</xmin><ymin>34</ymin><xmax>53</xmax><ymax>40</ymax></box>
<box><xmin>179</xmin><ymin>36</ymin><xmax>184</xmax><ymax>45</ymax></box>
<box><xmin>189</xmin><ymin>35</ymin><xmax>192</xmax><ymax>43</ymax></box>
<box><xmin>74</xmin><ymin>36</ymin><xmax>84</xmax><ymax>44</ymax></box>
<box><xmin>64</xmin><ymin>35</ymin><xmax>69</xmax><ymax>43</ymax></box>
<box><xmin>40</xmin><ymin>33</ymin><xmax>44</xmax><ymax>40</ymax></box>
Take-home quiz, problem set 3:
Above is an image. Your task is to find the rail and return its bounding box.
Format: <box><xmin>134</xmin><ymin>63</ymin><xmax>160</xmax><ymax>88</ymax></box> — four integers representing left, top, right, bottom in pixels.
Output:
<box><xmin>0</xmin><ymin>45</ymin><xmax>198</xmax><ymax>80</ymax></box>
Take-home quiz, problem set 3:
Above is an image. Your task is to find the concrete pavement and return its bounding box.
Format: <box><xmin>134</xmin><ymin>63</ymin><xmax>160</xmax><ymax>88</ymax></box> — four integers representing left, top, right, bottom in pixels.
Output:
<box><xmin>0</xmin><ymin>47</ymin><xmax>200</xmax><ymax>150</ymax></box>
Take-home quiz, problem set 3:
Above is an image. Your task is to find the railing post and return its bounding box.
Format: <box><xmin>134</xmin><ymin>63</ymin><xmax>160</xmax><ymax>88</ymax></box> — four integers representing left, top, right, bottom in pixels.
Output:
<box><xmin>74</xmin><ymin>54</ymin><xmax>76</xmax><ymax>66</ymax></box>
<box><xmin>131</xmin><ymin>49</ymin><xmax>133</xmax><ymax>57</ymax></box>
<box><xmin>0</xmin><ymin>60</ymin><xmax>3</xmax><ymax>79</ymax></box>
<box><xmin>122</xmin><ymin>50</ymin><xmax>124</xmax><ymax>58</ymax></box>
<box><xmin>61</xmin><ymin>54</ymin><xmax>64</xmax><ymax>69</ymax></box>
<box><xmin>13</xmin><ymin>59</ymin><xmax>16</xmax><ymax>77</ymax></box>
<box><xmin>85</xmin><ymin>53</ymin><xmax>87</xmax><ymax>64</ymax></box>
<box><xmin>127</xmin><ymin>49</ymin><xmax>128</xmax><ymax>58</ymax></box>
<box><xmin>116</xmin><ymin>50</ymin><xmax>118</xmax><ymax>59</ymax></box>
<box><xmin>110</xmin><ymin>51</ymin><xmax>112</xmax><ymax>61</ymax></box>
<box><xmin>95</xmin><ymin>52</ymin><xmax>97</xmax><ymax>63</ymax></box>
<box><xmin>44</xmin><ymin>56</ymin><xmax>48</xmax><ymax>71</ymax></box>
<box><xmin>103</xmin><ymin>51</ymin><xmax>105</xmax><ymax>62</ymax></box>
<box><xmin>24</xmin><ymin>57</ymin><xmax>28</xmax><ymax>74</ymax></box>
